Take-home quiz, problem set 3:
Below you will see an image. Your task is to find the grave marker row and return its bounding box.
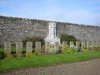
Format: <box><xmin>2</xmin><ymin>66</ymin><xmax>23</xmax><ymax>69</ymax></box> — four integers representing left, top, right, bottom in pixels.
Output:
<box><xmin>3</xmin><ymin>41</ymin><xmax>100</xmax><ymax>56</ymax></box>
<box><xmin>4</xmin><ymin>42</ymin><xmax>41</xmax><ymax>56</ymax></box>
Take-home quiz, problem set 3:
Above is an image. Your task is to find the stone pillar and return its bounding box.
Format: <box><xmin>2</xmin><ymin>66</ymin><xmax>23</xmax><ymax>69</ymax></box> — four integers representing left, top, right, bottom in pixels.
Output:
<box><xmin>16</xmin><ymin>42</ymin><xmax>23</xmax><ymax>56</ymax></box>
<box><xmin>45</xmin><ymin>42</ymin><xmax>50</xmax><ymax>53</ymax></box>
<box><xmin>35</xmin><ymin>42</ymin><xmax>41</xmax><ymax>54</ymax></box>
<box><xmin>62</xmin><ymin>41</ymin><xmax>67</xmax><ymax>52</ymax></box>
<box><xmin>76</xmin><ymin>41</ymin><xmax>80</xmax><ymax>48</ymax></box>
<box><xmin>4</xmin><ymin>42</ymin><xmax>11</xmax><ymax>56</ymax></box>
<box><xmin>70</xmin><ymin>41</ymin><xmax>74</xmax><ymax>47</ymax></box>
<box><xmin>26</xmin><ymin>42</ymin><xmax>33</xmax><ymax>55</ymax></box>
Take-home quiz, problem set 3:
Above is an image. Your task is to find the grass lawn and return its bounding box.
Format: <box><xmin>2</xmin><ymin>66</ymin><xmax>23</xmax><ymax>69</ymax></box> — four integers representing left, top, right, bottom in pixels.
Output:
<box><xmin>0</xmin><ymin>51</ymin><xmax>100</xmax><ymax>73</ymax></box>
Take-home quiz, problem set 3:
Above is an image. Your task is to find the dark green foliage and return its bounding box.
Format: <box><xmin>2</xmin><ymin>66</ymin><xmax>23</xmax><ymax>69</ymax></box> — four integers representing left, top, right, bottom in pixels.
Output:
<box><xmin>22</xmin><ymin>37</ymin><xmax>44</xmax><ymax>48</ymax></box>
<box><xmin>0</xmin><ymin>53</ymin><xmax>4</xmax><ymax>59</ymax></box>
<box><xmin>60</xmin><ymin>33</ymin><xmax>77</xmax><ymax>44</ymax></box>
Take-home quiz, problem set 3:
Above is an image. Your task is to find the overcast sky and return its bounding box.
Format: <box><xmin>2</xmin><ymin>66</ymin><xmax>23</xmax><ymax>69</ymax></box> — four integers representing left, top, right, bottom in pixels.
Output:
<box><xmin>0</xmin><ymin>0</ymin><xmax>100</xmax><ymax>26</ymax></box>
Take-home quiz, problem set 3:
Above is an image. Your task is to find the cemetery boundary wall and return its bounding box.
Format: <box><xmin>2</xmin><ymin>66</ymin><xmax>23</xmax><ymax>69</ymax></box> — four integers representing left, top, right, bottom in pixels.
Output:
<box><xmin>0</xmin><ymin>16</ymin><xmax>100</xmax><ymax>45</ymax></box>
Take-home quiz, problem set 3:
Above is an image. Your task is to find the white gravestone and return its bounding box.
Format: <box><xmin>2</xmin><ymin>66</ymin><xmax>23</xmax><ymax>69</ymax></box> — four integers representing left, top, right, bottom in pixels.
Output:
<box><xmin>16</xmin><ymin>42</ymin><xmax>23</xmax><ymax>56</ymax></box>
<box><xmin>62</xmin><ymin>41</ymin><xmax>67</xmax><ymax>52</ymax></box>
<box><xmin>26</xmin><ymin>42</ymin><xmax>33</xmax><ymax>55</ymax></box>
<box><xmin>4</xmin><ymin>42</ymin><xmax>11</xmax><ymax>56</ymax></box>
<box><xmin>70</xmin><ymin>41</ymin><xmax>74</xmax><ymax>47</ymax></box>
<box><xmin>45</xmin><ymin>42</ymin><xmax>50</xmax><ymax>53</ymax></box>
<box><xmin>35</xmin><ymin>42</ymin><xmax>41</xmax><ymax>54</ymax></box>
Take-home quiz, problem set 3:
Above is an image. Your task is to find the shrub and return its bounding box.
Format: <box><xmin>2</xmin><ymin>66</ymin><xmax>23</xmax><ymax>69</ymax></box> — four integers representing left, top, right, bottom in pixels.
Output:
<box><xmin>49</xmin><ymin>47</ymin><xmax>56</xmax><ymax>54</ymax></box>
<box><xmin>0</xmin><ymin>53</ymin><xmax>4</xmax><ymax>59</ymax></box>
<box><xmin>60</xmin><ymin>33</ymin><xmax>77</xmax><ymax>44</ymax></box>
<box><xmin>63</xmin><ymin>47</ymin><xmax>76</xmax><ymax>54</ymax></box>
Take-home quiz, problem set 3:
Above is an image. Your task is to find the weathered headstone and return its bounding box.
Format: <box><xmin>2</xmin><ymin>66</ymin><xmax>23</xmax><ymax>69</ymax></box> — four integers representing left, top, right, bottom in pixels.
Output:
<box><xmin>91</xmin><ymin>41</ymin><xmax>94</xmax><ymax>48</ymax></box>
<box><xmin>4</xmin><ymin>42</ymin><xmax>11</xmax><ymax>56</ymax></box>
<box><xmin>62</xmin><ymin>41</ymin><xmax>67</xmax><ymax>52</ymax></box>
<box><xmin>16</xmin><ymin>42</ymin><xmax>23</xmax><ymax>56</ymax></box>
<box><xmin>98</xmin><ymin>41</ymin><xmax>100</xmax><ymax>47</ymax></box>
<box><xmin>26</xmin><ymin>42</ymin><xmax>33</xmax><ymax>55</ymax></box>
<box><xmin>81</xmin><ymin>41</ymin><xmax>86</xmax><ymax>48</ymax></box>
<box><xmin>93</xmin><ymin>41</ymin><xmax>97</xmax><ymax>47</ymax></box>
<box><xmin>45</xmin><ymin>42</ymin><xmax>50</xmax><ymax>53</ymax></box>
<box><xmin>76</xmin><ymin>41</ymin><xmax>80</xmax><ymax>48</ymax></box>
<box><xmin>70</xmin><ymin>41</ymin><xmax>74</xmax><ymax>47</ymax></box>
<box><xmin>90</xmin><ymin>41</ymin><xmax>95</xmax><ymax>50</ymax></box>
<box><xmin>75</xmin><ymin>41</ymin><xmax>81</xmax><ymax>51</ymax></box>
<box><xmin>35</xmin><ymin>42</ymin><xmax>41</xmax><ymax>54</ymax></box>
<box><xmin>86</xmin><ymin>41</ymin><xmax>90</xmax><ymax>49</ymax></box>
<box><xmin>96</xmin><ymin>41</ymin><xmax>99</xmax><ymax>47</ymax></box>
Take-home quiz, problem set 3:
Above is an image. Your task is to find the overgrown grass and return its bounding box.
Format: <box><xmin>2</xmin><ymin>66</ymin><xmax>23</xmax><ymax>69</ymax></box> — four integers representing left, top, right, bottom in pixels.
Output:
<box><xmin>0</xmin><ymin>51</ymin><xmax>100</xmax><ymax>73</ymax></box>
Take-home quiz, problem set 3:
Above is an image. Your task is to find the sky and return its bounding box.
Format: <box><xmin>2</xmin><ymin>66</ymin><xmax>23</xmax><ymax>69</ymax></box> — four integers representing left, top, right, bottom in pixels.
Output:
<box><xmin>0</xmin><ymin>0</ymin><xmax>100</xmax><ymax>26</ymax></box>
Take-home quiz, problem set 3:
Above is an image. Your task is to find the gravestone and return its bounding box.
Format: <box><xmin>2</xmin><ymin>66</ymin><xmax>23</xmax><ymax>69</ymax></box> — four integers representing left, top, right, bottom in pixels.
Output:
<box><xmin>90</xmin><ymin>41</ymin><xmax>94</xmax><ymax>50</ymax></box>
<box><xmin>76</xmin><ymin>41</ymin><xmax>81</xmax><ymax>51</ymax></box>
<box><xmin>91</xmin><ymin>41</ymin><xmax>94</xmax><ymax>48</ymax></box>
<box><xmin>98</xmin><ymin>41</ymin><xmax>100</xmax><ymax>47</ymax></box>
<box><xmin>35</xmin><ymin>42</ymin><xmax>41</xmax><ymax>54</ymax></box>
<box><xmin>86</xmin><ymin>41</ymin><xmax>90</xmax><ymax>49</ymax></box>
<box><xmin>16</xmin><ymin>42</ymin><xmax>23</xmax><ymax>56</ymax></box>
<box><xmin>26</xmin><ymin>42</ymin><xmax>33</xmax><ymax>55</ymax></box>
<box><xmin>89</xmin><ymin>41</ymin><xmax>92</xmax><ymax>48</ymax></box>
<box><xmin>62</xmin><ymin>41</ymin><xmax>67</xmax><ymax>52</ymax></box>
<box><xmin>4</xmin><ymin>42</ymin><xmax>11</xmax><ymax>56</ymax></box>
<box><xmin>81</xmin><ymin>41</ymin><xmax>86</xmax><ymax>48</ymax></box>
<box><xmin>45</xmin><ymin>42</ymin><xmax>50</xmax><ymax>53</ymax></box>
<box><xmin>95</xmin><ymin>41</ymin><xmax>99</xmax><ymax>47</ymax></box>
<box><xmin>76</xmin><ymin>41</ymin><xmax>80</xmax><ymax>48</ymax></box>
<box><xmin>70</xmin><ymin>41</ymin><xmax>74</xmax><ymax>47</ymax></box>
<box><xmin>93</xmin><ymin>41</ymin><xmax>97</xmax><ymax>47</ymax></box>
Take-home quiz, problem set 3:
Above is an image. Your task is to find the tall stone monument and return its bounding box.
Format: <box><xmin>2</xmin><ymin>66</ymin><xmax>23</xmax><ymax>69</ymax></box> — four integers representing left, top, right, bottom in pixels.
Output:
<box><xmin>45</xmin><ymin>22</ymin><xmax>60</xmax><ymax>45</ymax></box>
<box><xmin>45</xmin><ymin>22</ymin><xmax>60</xmax><ymax>53</ymax></box>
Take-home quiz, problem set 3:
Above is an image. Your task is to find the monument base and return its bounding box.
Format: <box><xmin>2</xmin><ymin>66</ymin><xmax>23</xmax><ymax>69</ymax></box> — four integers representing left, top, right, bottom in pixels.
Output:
<box><xmin>45</xmin><ymin>37</ymin><xmax>60</xmax><ymax>45</ymax></box>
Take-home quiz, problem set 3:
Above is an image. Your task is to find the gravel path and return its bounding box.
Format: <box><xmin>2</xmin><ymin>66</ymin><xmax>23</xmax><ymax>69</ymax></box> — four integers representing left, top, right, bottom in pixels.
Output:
<box><xmin>0</xmin><ymin>59</ymin><xmax>100</xmax><ymax>75</ymax></box>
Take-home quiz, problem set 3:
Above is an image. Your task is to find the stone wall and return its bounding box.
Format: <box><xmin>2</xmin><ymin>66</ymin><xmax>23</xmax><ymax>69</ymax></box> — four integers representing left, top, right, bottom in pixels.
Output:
<box><xmin>0</xmin><ymin>15</ymin><xmax>100</xmax><ymax>45</ymax></box>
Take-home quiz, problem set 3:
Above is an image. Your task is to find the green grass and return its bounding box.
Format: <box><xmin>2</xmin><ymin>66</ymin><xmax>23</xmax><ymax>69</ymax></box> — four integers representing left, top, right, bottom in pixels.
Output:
<box><xmin>0</xmin><ymin>51</ymin><xmax>100</xmax><ymax>73</ymax></box>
